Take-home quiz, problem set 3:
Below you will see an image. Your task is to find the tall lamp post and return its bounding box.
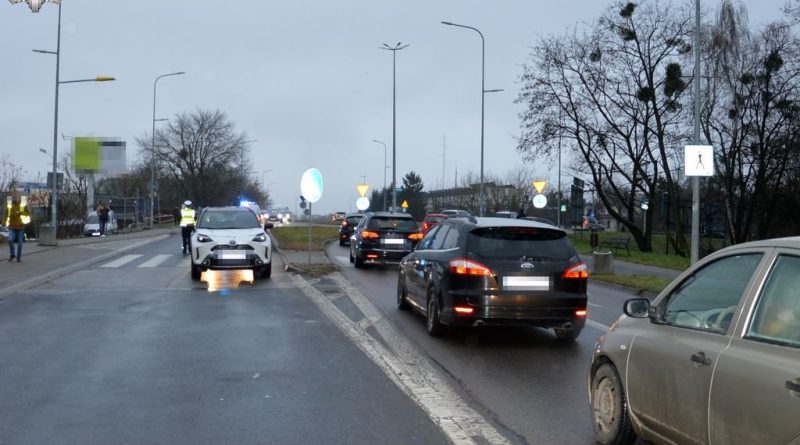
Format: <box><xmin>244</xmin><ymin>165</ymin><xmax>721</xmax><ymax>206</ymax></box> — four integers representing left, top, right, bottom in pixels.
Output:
<box><xmin>441</xmin><ymin>21</ymin><xmax>502</xmax><ymax>216</ymax></box>
<box><xmin>150</xmin><ymin>71</ymin><xmax>185</xmax><ymax>228</ymax></box>
<box><xmin>372</xmin><ymin>139</ymin><xmax>388</xmax><ymax>211</ymax></box>
<box><xmin>22</xmin><ymin>0</ymin><xmax>115</xmax><ymax>245</ymax></box>
<box><xmin>690</xmin><ymin>0</ymin><xmax>701</xmax><ymax>265</ymax></box>
<box><xmin>380</xmin><ymin>42</ymin><xmax>409</xmax><ymax>213</ymax></box>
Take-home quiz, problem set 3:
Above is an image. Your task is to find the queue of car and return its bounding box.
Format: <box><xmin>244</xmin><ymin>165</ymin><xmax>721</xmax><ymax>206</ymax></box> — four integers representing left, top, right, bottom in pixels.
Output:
<box><xmin>336</xmin><ymin>208</ymin><xmax>800</xmax><ymax>444</ymax></box>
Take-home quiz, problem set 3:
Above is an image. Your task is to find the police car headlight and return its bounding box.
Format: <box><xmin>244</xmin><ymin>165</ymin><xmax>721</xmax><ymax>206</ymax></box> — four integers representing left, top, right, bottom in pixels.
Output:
<box><xmin>252</xmin><ymin>233</ymin><xmax>267</xmax><ymax>242</ymax></box>
<box><xmin>196</xmin><ymin>234</ymin><xmax>213</xmax><ymax>243</ymax></box>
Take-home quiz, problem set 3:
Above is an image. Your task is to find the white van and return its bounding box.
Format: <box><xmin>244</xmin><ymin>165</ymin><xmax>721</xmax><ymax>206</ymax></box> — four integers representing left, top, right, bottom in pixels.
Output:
<box><xmin>83</xmin><ymin>210</ymin><xmax>118</xmax><ymax>236</ymax></box>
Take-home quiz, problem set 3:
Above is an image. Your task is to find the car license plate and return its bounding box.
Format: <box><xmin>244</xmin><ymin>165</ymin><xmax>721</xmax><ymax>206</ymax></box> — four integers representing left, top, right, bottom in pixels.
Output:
<box><xmin>219</xmin><ymin>251</ymin><xmax>246</xmax><ymax>260</ymax></box>
<box><xmin>382</xmin><ymin>238</ymin><xmax>405</xmax><ymax>245</ymax></box>
<box><xmin>502</xmin><ymin>276</ymin><xmax>550</xmax><ymax>291</ymax></box>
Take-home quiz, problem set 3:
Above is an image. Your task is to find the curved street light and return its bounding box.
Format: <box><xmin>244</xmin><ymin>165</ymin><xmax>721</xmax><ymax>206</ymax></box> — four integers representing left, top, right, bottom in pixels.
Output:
<box><xmin>150</xmin><ymin>71</ymin><xmax>185</xmax><ymax>228</ymax></box>
<box><xmin>23</xmin><ymin>0</ymin><xmax>115</xmax><ymax>245</ymax></box>
<box><xmin>441</xmin><ymin>21</ymin><xmax>503</xmax><ymax>216</ymax></box>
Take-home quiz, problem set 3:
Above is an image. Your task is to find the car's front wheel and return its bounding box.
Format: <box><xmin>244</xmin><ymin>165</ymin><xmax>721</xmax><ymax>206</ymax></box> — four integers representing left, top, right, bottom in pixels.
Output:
<box><xmin>190</xmin><ymin>261</ymin><xmax>201</xmax><ymax>280</ymax></box>
<box><xmin>590</xmin><ymin>362</ymin><xmax>636</xmax><ymax>445</ymax></box>
<box><xmin>396</xmin><ymin>273</ymin><xmax>410</xmax><ymax>310</ymax></box>
<box><xmin>260</xmin><ymin>262</ymin><xmax>272</xmax><ymax>279</ymax></box>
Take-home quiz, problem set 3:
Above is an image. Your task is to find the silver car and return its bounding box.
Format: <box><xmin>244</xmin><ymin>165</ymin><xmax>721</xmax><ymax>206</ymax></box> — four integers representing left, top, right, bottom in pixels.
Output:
<box><xmin>589</xmin><ymin>237</ymin><xmax>800</xmax><ymax>445</ymax></box>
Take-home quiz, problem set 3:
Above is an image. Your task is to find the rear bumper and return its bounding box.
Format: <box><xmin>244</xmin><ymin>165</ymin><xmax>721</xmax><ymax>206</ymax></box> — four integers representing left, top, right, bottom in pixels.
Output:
<box><xmin>355</xmin><ymin>247</ymin><xmax>411</xmax><ymax>264</ymax></box>
<box><xmin>439</xmin><ymin>293</ymin><xmax>587</xmax><ymax>328</ymax></box>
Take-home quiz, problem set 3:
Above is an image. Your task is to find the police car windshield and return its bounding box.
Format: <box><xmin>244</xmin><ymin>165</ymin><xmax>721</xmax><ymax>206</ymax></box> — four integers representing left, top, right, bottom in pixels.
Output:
<box><xmin>197</xmin><ymin>209</ymin><xmax>260</xmax><ymax>229</ymax></box>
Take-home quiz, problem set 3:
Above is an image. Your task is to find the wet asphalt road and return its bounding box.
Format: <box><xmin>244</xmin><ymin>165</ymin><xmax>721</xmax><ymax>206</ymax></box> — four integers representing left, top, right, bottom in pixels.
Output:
<box><xmin>0</xmin><ymin>235</ymin><xmax>446</xmax><ymax>445</ymax></box>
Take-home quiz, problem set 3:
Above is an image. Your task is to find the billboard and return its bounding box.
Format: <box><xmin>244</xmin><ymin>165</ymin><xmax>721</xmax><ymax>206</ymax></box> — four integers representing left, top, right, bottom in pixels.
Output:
<box><xmin>72</xmin><ymin>137</ymin><xmax>127</xmax><ymax>175</ymax></box>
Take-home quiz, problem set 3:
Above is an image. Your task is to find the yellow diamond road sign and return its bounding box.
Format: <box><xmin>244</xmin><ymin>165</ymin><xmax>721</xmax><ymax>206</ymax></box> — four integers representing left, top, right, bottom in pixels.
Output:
<box><xmin>401</xmin><ymin>200</ymin><xmax>409</xmax><ymax>209</ymax></box>
<box><xmin>532</xmin><ymin>180</ymin><xmax>547</xmax><ymax>194</ymax></box>
<box><xmin>356</xmin><ymin>184</ymin><xmax>369</xmax><ymax>197</ymax></box>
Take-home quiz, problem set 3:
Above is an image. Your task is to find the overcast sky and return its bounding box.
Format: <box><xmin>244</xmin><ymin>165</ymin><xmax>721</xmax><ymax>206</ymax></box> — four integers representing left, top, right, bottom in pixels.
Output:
<box><xmin>0</xmin><ymin>0</ymin><xmax>786</xmax><ymax>214</ymax></box>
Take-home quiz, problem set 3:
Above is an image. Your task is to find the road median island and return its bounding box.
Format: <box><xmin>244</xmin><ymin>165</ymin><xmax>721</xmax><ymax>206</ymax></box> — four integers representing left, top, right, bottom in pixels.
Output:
<box><xmin>269</xmin><ymin>226</ymin><xmax>339</xmax><ymax>277</ymax></box>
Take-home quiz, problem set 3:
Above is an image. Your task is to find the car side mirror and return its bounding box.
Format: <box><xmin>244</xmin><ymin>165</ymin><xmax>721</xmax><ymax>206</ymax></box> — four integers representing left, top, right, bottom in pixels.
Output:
<box><xmin>623</xmin><ymin>298</ymin><xmax>650</xmax><ymax>318</ymax></box>
<box><xmin>264</xmin><ymin>223</ymin><xmax>274</xmax><ymax>230</ymax></box>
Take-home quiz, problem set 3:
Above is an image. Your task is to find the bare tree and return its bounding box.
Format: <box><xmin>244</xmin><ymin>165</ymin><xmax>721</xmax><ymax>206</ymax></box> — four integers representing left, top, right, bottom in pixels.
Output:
<box><xmin>705</xmin><ymin>1</ymin><xmax>800</xmax><ymax>241</ymax></box>
<box><xmin>137</xmin><ymin>109</ymin><xmax>260</xmax><ymax>206</ymax></box>
<box><xmin>517</xmin><ymin>1</ymin><xmax>694</xmax><ymax>253</ymax></box>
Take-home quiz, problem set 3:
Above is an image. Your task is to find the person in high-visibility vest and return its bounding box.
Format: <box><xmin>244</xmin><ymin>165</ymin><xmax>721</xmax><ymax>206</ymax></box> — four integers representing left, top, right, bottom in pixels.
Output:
<box><xmin>5</xmin><ymin>195</ymin><xmax>31</xmax><ymax>262</ymax></box>
<box><xmin>180</xmin><ymin>200</ymin><xmax>196</xmax><ymax>255</ymax></box>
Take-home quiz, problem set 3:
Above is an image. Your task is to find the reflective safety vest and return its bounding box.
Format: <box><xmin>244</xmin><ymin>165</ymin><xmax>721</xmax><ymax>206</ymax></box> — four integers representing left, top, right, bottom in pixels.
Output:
<box><xmin>5</xmin><ymin>202</ymin><xmax>30</xmax><ymax>229</ymax></box>
<box><xmin>180</xmin><ymin>207</ymin><xmax>196</xmax><ymax>227</ymax></box>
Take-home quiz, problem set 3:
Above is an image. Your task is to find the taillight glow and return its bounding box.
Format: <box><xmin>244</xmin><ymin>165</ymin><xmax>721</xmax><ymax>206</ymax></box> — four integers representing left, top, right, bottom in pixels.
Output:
<box><xmin>342</xmin><ymin>221</ymin><xmax>348</xmax><ymax>227</ymax></box>
<box><xmin>454</xmin><ymin>306</ymin><xmax>475</xmax><ymax>315</ymax></box>
<box><xmin>362</xmin><ymin>230</ymin><xmax>380</xmax><ymax>239</ymax></box>
<box><xmin>449</xmin><ymin>258</ymin><xmax>493</xmax><ymax>276</ymax></box>
<box><xmin>422</xmin><ymin>222</ymin><xmax>430</xmax><ymax>231</ymax></box>
<box><xmin>562</xmin><ymin>263</ymin><xmax>589</xmax><ymax>279</ymax></box>
<box><xmin>366</xmin><ymin>254</ymin><xmax>379</xmax><ymax>259</ymax></box>
<box><xmin>575</xmin><ymin>309</ymin><xmax>587</xmax><ymax>317</ymax></box>
<box><xmin>408</xmin><ymin>232</ymin><xmax>423</xmax><ymax>241</ymax></box>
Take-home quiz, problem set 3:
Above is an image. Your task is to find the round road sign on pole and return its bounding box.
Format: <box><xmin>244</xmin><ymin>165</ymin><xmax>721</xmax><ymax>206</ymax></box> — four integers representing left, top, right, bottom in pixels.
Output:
<box><xmin>300</xmin><ymin>168</ymin><xmax>323</xmax><ymax>203</ymax></box>
<box><xmin>532</xmin><ymin>194</ymin><xmax>547</xmax><ymax>209</ymax></box>
<box><xmin>356</xmin><ymin>197</ymin><xmax>370</xmax><ymax>211</ymax></box>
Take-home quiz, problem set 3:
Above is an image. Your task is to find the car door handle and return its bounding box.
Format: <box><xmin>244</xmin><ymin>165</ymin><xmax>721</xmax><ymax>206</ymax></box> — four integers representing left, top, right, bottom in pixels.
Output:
<box><xmin>786</xmin><ymin>379</ymin><xmax>800</xmax><ymax>396</ymax></box>
<box><xmin>690</xmin><ymin>352</ymin><xmax>712</xmax><ymax>366</ymax></box>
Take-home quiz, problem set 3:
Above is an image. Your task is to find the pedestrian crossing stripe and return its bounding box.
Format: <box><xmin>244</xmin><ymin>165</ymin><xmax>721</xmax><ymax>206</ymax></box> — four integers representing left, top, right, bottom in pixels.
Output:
<box><xmin>137</xmin><ymin>254</ymin><xmax>172</xmax><ymax>268</ymax></box>
<box><xmin>100</xmin><ymin>254</ymin><xmax>143</xmax><ymax>268</ymax></box>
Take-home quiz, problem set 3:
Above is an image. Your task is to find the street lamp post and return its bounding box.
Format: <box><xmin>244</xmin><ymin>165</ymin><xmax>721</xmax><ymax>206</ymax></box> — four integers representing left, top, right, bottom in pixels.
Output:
<box><xmin>691</xmin><ymin>0</ymin><xmax>701</xmax><ymax>265</ymax></box>
<box><xmin>442</xmin><ymin>21</ymin><xmax>502</xmax><ymax>217</ymax></box>
<box><xmin>372</xmin><ymin>139</ymin><xmax>388</xmax><ymax>211</ymax></box>
<box><xmin>150</xmin><ymin>71</ymin><xmax>185</xmax><ymax>228</ymax></box>
<box><xmin>380</xmin><ymin>43</ymin><xmax>409</xmax><ymax>213</ymax></box>
<box><xmin>25</xmin><ymin>1</ymin><xmax>115</xmax><ymax>245</ymax></box>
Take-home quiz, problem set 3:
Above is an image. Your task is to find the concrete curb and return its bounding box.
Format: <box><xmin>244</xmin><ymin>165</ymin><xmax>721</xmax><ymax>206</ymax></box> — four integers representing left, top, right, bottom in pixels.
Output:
<box><xmin>0</xmin><ymin>234</ymin><xmax>170</xmax><ymax>301</ymax></box>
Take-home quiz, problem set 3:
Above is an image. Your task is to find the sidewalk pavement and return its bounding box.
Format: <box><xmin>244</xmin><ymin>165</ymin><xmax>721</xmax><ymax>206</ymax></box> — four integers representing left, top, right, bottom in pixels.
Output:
<box><xmin>0</xmin><ymin>227</ymin><xmax>180</xmax><ymax>300</ymax></box>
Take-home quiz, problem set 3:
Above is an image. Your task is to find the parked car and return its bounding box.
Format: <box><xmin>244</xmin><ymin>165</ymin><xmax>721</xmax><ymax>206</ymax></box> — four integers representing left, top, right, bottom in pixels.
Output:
<box><xmin>441</xmin><ymin>209</ymin><xmax>472</xmax><ymax>219</ymax></box>
<box><xmin>338</xmin><ymin>213</ymin><xmax>365</xmax><ymax>246</ymax></box>
<box><xmin>83</xmin><ymin>210</ymin><xmax>118</xmax><ymax>236</ymax></box>
<box><xmin>421</xmin><ymin>213</ymin><xmax>448</xmax><ymax>234</ymax></box>
<box><xmin>397</xmin><ymin>217</ymin><xmax>588</xmax><ymax>338</ymax></box>
<box><xmin>349</xmin><ymin>212</ymin><xmax>422</xmax><ymax>268</ymax></box>
<box><xmin>588</xmin><ymin>237</ymin><xmax>800</xmax><ymax>445</ymax></box>
<box><xmin>189</xmin><ymin>206</ymin><xmax>273</xmax><ymax>280</ymax></box>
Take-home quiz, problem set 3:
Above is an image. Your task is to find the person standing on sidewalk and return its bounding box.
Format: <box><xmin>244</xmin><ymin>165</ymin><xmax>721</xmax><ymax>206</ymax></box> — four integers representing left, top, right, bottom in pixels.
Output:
<box><xmin>97</xmin><ymin>202</ymin><xmax>110</xmax><ymax>237</ymax></box>
<box><xmin>172</xmin><ymin>206</ymin><xmax>180</xmax><ymax>226</ymax></box>
<box><xmin>4</xmin><ymin>195</ymin><xmax>31</xmax><ymax>262</ymax></box>
<box><xmin>180</xmin><ymin>200</ymin><xmax>196</xmax><ymax>255</ymax></box>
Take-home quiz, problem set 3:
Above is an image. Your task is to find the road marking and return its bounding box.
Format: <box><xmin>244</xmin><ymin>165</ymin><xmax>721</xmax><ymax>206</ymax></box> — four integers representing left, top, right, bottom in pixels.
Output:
<box><xmin>293</xmin><ymin>272</ymin><xmax>511</xmax><ymax>445</ymax></box>
<box><xmin>588</xmin><ymin>302</ymin><xmax>603</xmax><ymax>308</ymax></box>
<box><xmin>100</xmin><ymin>254</ymin><xmax>143</xmax><ymax>268</ymax></box>
<box><xmin>137</xmin><ymin>254</ymin><xmax>172</xmax><ymax>268</ymax></box>
<box><xmin>586</xmin><ymin>319</ymin><xmax>609</xmax><ymax>332</ymax></box>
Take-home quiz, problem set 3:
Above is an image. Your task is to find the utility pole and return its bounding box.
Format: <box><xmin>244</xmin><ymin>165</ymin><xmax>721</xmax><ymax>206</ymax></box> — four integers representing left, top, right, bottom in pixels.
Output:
<box><xmin>691</xmin><ymin>0</ymin><xmax>701</xmax><ymax>264</ymax></box>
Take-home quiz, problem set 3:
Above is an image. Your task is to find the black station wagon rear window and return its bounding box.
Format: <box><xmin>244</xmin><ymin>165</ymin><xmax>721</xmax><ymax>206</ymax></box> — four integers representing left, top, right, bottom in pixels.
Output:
<box><xmin>468</xmin><ymin>227</ymin><xmax>575</xmax><ymax>260</ymax></box>
<box><xmin>368</xmin><ymin>217</ymin><xmax>418</xmax><ymax>231</ymax></box>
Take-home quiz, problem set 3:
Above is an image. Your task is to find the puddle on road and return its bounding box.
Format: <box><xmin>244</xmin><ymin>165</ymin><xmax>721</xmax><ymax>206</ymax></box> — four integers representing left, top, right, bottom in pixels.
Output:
<box><xmin>202</xmin><ymin>270</ymin><xmax>254</xmax><ymax>293</ymax></box>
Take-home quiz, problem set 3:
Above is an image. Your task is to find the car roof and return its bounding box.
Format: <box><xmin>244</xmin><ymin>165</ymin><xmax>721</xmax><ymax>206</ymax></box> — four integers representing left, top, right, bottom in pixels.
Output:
<box><xmin>345</xmin><ymin>213</ymin><xmax>366</xmax><ymax>217</ymax></box>
<box><xmin>723</xmin><ymin>236</ymin><xmax>800</xmax><ymax>251</ymax></box>
<box><xmin>442</xmin><ymin>216</ymin><xmax>566</xmax><ymax>233</ymax></box>
<box><xmin>425</xmin><ymin>213</ymin><xmax>448</xmax><ymax>218</ymax></box>
<box><xmin>204</xmin><ymin>206</ymin><xmax>253</xmax><ymax>212</ymax></box>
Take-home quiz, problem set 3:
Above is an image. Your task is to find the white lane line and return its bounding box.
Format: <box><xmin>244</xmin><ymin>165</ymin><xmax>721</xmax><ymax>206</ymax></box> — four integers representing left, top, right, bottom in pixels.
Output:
<box><xmin>137</xmin><ymin>254</ymin><xmax>172</xmax><ymax>268</ymax></box>
<box><xmin>100</xmin><ymin>254</ymin><xmax>143</xmax><ymax>268</ymax></box>
<box><xmin>586</xmin><ymin>319</ymin><xmax>609</xmax><ymax>332</ymax></box>
<box><xmin>588</xmin><ymin>302</ymin><xmax>603</xmax><ymax>308</ymax></box>
<box><xmin>303</xmin><ymin>272</ymin><xmax>511</xmax><ymax>445</ymax></box>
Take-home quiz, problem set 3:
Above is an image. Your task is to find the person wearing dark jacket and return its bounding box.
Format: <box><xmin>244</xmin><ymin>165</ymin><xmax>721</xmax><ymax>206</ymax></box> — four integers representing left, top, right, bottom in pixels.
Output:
<box><xmin>97</xmin><ymin>202</ymin><xmax>110</xmax><ymax>237</ymax></box>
